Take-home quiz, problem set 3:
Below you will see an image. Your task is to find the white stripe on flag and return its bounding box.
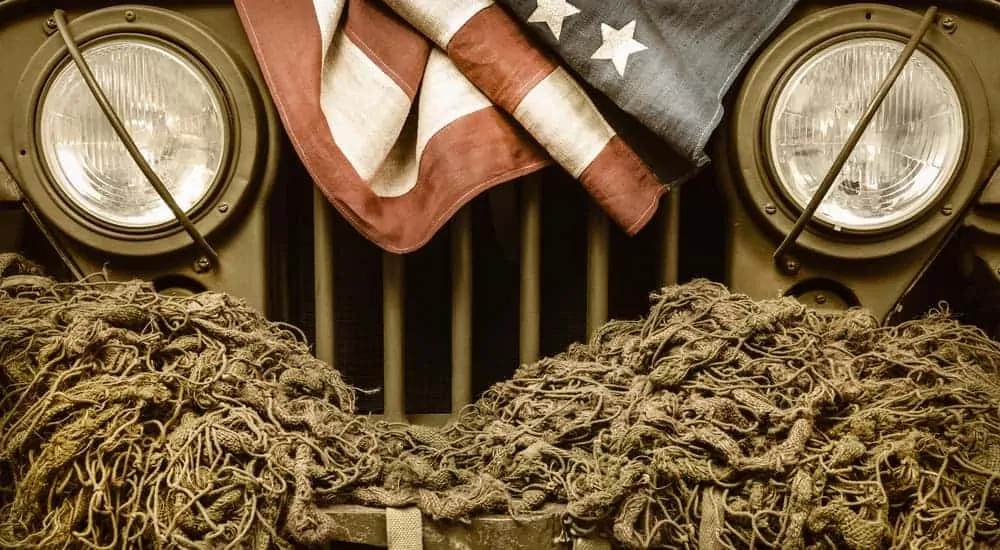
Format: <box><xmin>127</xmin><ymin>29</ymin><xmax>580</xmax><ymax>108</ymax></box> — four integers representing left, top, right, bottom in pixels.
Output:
<box><xmin>382</xmin><ymin>0</ymin><xmax>493</xmax><ymax>48</ymax></box>
<box><xmin>367</xmin><ymin>116</ymin><xmax>420</xmax><ymax>198</ymax></box>
<box><xmin>512</xmin><ymin>67</ymin><xmax>615</xmax><ymax>178</ymax></box>
<box><xmin>416</xmin><ymin>50</ymin><xmax>492</xmax><ymax>161</ymax></box>
<box><xmin>319</xmin><ymin>31</ymin><xmax>412</xmax><ymax>182</ymax></box>
<box><xmin>311</xmin><ymin>0</ymin><xmax>345</xmax><ymax>63</ymax></box>
<box><xmin>369</xmin><ymin>50</ymin><xmax>493</xmax><ymax>198</ymax></box>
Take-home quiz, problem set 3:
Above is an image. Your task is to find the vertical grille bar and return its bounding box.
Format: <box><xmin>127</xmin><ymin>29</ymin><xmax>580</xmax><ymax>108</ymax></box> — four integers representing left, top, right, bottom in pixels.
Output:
<box><xmin>313</xmin><ymin>188</ymin><xmax>336</xmax><ymax>366</ymax></box>
<box><xmin>451</xmin><ymin>208</ymin><xmax>473</xmax><ymax>412</ymax></box>
<box><xmin>520</xmin><ymin>178</ymin><xmax>541</xmax><ymax>365</ymax></box>
<box><xmin>586</xmin><ymin>204</ymin><xmax>609</xmax><ymax>335</ymax></box>
<box><xmin>662</xmin><ymin>191</ymin><xmax>681</xmax><ymax>287</ymax></box>
<box><xmin>382</xmin><ymin>251</ymin><xmax>405</xmax><ymax>421</ymax></box>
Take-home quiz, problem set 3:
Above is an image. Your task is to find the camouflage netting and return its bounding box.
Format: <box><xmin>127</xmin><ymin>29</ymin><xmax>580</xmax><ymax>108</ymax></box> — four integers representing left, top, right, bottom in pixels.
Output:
<box><xmin>2</xmin><ymin>252</ymin><xmax>1000</xmax><ymax>549</ymax></box>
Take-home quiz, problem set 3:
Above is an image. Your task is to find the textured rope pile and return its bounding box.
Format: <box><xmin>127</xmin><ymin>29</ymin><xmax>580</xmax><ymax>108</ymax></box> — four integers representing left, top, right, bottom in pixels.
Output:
<box><xmin>2</xmin><ymin>252</ymin><xmax>1000</xmax><ymax>549</ymax></box>
<box><xmin>0</xmin><ymin>254</ymin><xmax>375</xmax><ymax>549</ymax></box>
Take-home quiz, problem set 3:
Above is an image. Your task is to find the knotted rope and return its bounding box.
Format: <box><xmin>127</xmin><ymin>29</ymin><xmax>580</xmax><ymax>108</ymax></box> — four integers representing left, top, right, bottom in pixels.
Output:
<box><xmin>2</xmin><ymin>253</ymin><xmax>1000</xmax><ymax>549</ymax></box>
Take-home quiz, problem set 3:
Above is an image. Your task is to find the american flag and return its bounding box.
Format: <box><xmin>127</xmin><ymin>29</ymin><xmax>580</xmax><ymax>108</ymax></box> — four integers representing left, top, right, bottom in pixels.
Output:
<box><xmin>499</xmin><ymin>0</ymin><xmax>800</xmax><ymax>166</ymax></box>
<box><xmin>233</xmin><ymin>0</ymin><xmax>794</xmax><ymax>253</ymax></box>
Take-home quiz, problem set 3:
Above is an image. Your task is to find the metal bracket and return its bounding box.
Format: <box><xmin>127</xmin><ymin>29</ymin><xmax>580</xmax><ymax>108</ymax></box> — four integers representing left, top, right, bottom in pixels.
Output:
<box><xmin>0</xmin><ymin>158</ymin><xmax>21</xmax><ymax>203</ymax></box>
<box><xmin>51</xmin><ymin>9</ymin><xmax>220</xmax><ymax>267</ymax></box>
<box><xmin>2</xmin><ymin>156</ymin><xmax>84</xmax><ymax>279</ymax></box>
<box><xmin>772</xmin><ymin>6</ymin><xmax>939</xmax><ymax>268</ymax></box>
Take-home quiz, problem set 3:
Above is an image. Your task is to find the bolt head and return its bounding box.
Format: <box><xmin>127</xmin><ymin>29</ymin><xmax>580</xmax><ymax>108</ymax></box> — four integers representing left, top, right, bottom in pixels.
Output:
<box><xmin>941</xmin><ymin>204</ymin><xmax>954</xmax><ymax>216</ymax></box>
<box><xmin>941</xmin><ymin>16</ymin><xmax>957</xmax><ymax>32</ymax></box>
<box><xmin>814</xmin><ymin>294</ymin><xmax>827</xmax><ymax>305</ymax></box>
<box><xmin>784</xmin><ymin>259</ymin><xmax>800</xmax><ymax>274</ymax></box>
<box><xmin>217</xmin><ymin>202</ymin><xmax>230</xmax><ymax>213</ymax></box>
<box><xmin>193</xmin><ymin>257</ymin><xmax>212</xmax><ymax>273</ymax></box>
<box><xmin>764</xmin><ymin>203</ymin><xmax>777</xmax><ymax>215</ymax></box>
<box><xmin>124</xmin><ymin>10</ymin><xmax>136</xmax><ymax>22</ymax></box>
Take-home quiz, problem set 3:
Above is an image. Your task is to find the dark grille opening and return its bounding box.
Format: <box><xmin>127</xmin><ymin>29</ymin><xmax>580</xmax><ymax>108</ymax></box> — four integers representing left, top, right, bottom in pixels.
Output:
<box><xmin>539</xmin><ymin>173</ymin><xmax>589</xmax><ymax>360</ymax></box>
<box><xmin>331</xmin><ymin>210</ymin><xmax>384</xmax><ymax>412</ymax></box>
<box><xmin>300</xmin><ymin>170</ymin><xmax>691</xmax><ymax>418</ymax></box>
<box><xmin>469</xmin><ymin>191</ymin><xmax>521</xmax><ymax>402</ymax></box>
<box><xmin>402</xmin><ymin>222</ymin><xmax>451</xmax><ymax>414</ymax></box>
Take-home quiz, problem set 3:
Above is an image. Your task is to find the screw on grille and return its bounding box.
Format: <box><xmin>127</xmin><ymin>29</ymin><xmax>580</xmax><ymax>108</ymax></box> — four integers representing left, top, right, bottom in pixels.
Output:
<box><xmin>193</xmin><ymin>256</ymin><xmax>212</xmax><ymax>273</ymax></box>
<box><xmin>218</xmin><ymin>203</ymin><xmax>230</xmax><ymax>214</ymax></box>
<box><xmin>783</xmin><ymin>258</ymin><xmax>800</xmax><ymax>275</ymax></box>
<box><xmin>124</xmin><ymin>10</ymin><xmax>136</xmax><ymax>22</ymax></box>
<box><xmin>940</xmin><ymin>16</ymin><xmax>956</xmax><ymax>33</ymax></box>
<box><xmin>941</xmin><ymin>204</ymin><xmax>953</xmax><ymax>216</ymax></box>
<box><xmin>814</xmin><ymin>294</ymin><xmax>827</xmax><ymax>305</ymax></box>
<box><xmin>764</xmin><ymin>203</ymin><xmax>777</xmax><ymax>215</ymax></box>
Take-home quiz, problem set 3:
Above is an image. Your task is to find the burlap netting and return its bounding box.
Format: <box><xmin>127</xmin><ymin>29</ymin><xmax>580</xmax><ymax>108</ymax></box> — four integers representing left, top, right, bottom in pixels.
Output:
<box><xmin>1</xmin><ymin>252</ymin><xmax>999</xmax><ymax>549</ymax></box>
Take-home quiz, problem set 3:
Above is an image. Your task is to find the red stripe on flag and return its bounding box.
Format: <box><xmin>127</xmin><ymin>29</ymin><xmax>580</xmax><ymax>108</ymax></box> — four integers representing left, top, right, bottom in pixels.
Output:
<box><xmin>446</xmin><ymin>5</ymin><xmax>558</xmax><ymax>111</ymax></box>
<box><xmin>579</xmin><ymin>137</ymin><xmax>667</xmax><ymax>235</ymax></box>
<box><xmin>344</xmin><ymin>0</ymin><xmax>429</xmax><ymax>99</ymax></box>
<box><xmin>234</xmin><ymin>0</ymin><xmax>549</xmax><ymax>252</ymax></box>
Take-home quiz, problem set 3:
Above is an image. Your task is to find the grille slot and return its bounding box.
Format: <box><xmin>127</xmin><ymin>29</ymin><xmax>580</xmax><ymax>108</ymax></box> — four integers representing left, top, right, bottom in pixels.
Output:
<box><xmin>309</xmin><ymin>169</ymin><xmax>679</xmax><ymax>420</ymax></box>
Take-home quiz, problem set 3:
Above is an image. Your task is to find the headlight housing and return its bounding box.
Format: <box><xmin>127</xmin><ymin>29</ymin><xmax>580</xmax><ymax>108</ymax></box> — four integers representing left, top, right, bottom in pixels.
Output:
<box><xmin>39</xmin><ymin>37</ymin><xmax>227</xmax><ymax>229</ymax></box>
<box><xmin>12</xmin><ymin>5</ymin><xmax>267</xmax><ymax>257</ymax></box>
<box><xmin>726</xmin><ymin>4</ymin><xmax>990</xmax><ymax>261</ymax></box>
<box><xmin>767</xmin><ymin>37</ymin><xmax>964</xmax><ymax>232</ymax></box>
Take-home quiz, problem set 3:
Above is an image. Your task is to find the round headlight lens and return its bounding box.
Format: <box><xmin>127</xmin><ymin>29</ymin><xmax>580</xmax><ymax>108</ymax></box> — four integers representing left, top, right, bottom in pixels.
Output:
<box><xmin>39</xmin><ymin>37</ymin><xmax>227</xmax><ymax>229</ymax></box>
<box><xmin>768</xmin><ymin>37</ymin><xmax>964</xmax><ymax>232</ymax></box>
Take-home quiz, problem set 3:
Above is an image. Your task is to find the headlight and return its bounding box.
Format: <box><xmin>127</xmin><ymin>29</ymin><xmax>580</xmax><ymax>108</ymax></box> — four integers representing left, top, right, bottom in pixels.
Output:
<box><xmin>38</xmin><ymin>37</ymin><xmax>227</xmax><ymax>229</ymax></box>
<box><xmin>767</xmin><ymin>37</ymin><xmax>964</xmax><ymax>232</ymax></box>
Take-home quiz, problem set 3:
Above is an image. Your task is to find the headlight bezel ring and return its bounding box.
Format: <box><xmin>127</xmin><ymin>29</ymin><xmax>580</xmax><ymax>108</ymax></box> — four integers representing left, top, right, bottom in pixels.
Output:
<box><xmin>12</xmin><ymin>5</ymin><xmax>267</xmax><ymax>257</ymax></box>
<box><xmin>729</xmin><ymin>3</ymin><xmax>990</xmax><ymax>261</ymax></box>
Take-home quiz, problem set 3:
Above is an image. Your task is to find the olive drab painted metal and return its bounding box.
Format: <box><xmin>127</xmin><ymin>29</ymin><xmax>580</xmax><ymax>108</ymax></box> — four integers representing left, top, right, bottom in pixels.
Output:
<box><xmin>0</xmin><ymin>161</ymin><xmax>24</xmax><ymax>255</ymax></box>
<box><xmin>719</xmin><ymin>1</ymin><xmax>1000</xmax><ymax>321</ymax></box>
<box><xmin>0</xmin><ymin>3</ymin><xmax>282</xmax><ymax>314</ymax></box>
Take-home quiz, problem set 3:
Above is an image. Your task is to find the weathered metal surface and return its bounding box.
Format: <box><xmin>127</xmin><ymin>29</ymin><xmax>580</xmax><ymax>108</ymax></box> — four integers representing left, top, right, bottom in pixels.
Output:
<box><xmin>322</xmin><ymin>504</ymin><xmax>580</xmax><ymax>549</ymax></box>
<box><xmin>0</xmin><ymin>160</ymin><xmax>21</xmax><ymax>203</ymax></box>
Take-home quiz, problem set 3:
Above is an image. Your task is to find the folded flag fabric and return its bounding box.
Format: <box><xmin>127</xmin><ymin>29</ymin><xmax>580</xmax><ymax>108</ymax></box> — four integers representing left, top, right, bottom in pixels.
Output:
<box><xmin>498</xmin><ymin>0</ymin><xmax>800</xmax><ymax>167</ymax></box>
<box><xmin>234</xmin><ymin>0</ymin><xmax>665</xmax><ymax>253</ymax></box>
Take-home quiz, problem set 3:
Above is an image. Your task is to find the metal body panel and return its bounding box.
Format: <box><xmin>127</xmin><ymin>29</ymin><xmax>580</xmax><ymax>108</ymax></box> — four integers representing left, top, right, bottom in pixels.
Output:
<box><xmin>0</xmin><ymin>1</ymin><xmax>283</xmax><ymax>314</ymax></box>
<box><xmin>717</xmin><ymin>1</ymin><xmax>1000</xmax><ymax>319</ymax></box>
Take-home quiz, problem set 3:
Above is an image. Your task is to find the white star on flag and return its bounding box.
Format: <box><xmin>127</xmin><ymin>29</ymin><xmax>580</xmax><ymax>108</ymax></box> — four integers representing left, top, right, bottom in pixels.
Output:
<box><xmin>591</xmin><ymin>20</ymin><xmax>647</xmax><ymax>76</ymax></box>
<box><xmin>527</xmin><ymin>0</ymin><xmax>580</xmax><ymax>41</ymax></box>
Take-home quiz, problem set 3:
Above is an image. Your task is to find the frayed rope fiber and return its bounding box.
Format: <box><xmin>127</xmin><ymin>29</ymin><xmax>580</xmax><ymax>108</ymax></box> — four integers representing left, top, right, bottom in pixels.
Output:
<box><xmin>2</xmin><ymin>252</ymin><xmax>1000</xmax><ymax>549</ymax></box>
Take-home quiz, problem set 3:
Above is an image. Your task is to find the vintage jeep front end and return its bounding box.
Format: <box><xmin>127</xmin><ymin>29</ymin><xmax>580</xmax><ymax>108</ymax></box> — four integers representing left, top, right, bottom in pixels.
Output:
<box><xmin>2</xmin><ymin>1</ymin><xmax>1000</xmax><ymax>549</ymax></box>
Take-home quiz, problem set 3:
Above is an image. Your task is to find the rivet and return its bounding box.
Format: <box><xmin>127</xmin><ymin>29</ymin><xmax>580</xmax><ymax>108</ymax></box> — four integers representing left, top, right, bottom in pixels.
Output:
<box><xmin>941</xmin><ymin>16</ymin><xmax>957</xmax><ymax>33</ymax></box>
<box><xmin>814</xmin><ymin>294</ymin><xmax>827</xmax><ymax>305</ymax></box>
<box><xmin>124</xmin><ymin>10</ymin><xmax>136</xmax><ymax>22</ymax></box>
<box><xmin>941</xmin><ymin>204</ymin><xmax>953</xmax><ymax>216</ymax></box>
<box><xmin>764</xmin><ymin>203</ymin><xmax>777</xmax><ymax>215</ymax></box>
<box><xmin>193</xmin><ymin>256</ymin><xmax>212</xmax><ymax>273</ymax></box>
<box><xmin>217</xmin><ymin>202</ymin><xmax>230</xmax><ymax>213</ymax></box>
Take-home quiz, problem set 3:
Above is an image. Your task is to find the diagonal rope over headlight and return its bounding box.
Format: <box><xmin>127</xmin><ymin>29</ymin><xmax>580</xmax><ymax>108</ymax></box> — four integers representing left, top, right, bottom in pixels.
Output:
<box><xmin>49</xmin><ymin>10</ymin><xmax>220</xmax><ymax>266</ymax></box>
<box><xmin>772</xmin><ymin>6</ymin><xmax>939</xmax><ymax>269</ymax></box>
